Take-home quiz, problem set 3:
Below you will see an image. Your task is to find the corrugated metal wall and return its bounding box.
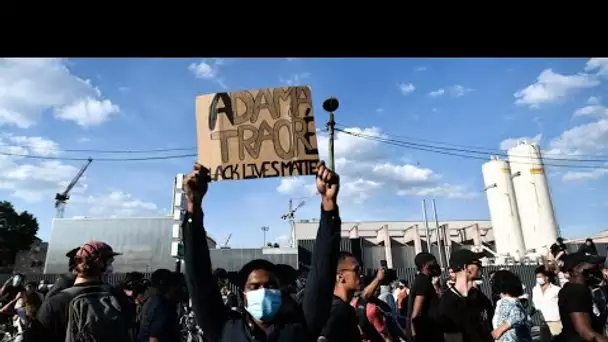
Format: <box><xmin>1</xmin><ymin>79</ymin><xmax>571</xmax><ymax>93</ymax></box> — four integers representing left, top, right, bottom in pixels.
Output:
<box><xmin>46</xmin><ymin>218</ymin><xmax>177</xmax><ymax>273</ymax></box>
<box><xmin>209</xmin><ymin>249</ymin><xmax>298</xmax><ymax>271</ymax></box>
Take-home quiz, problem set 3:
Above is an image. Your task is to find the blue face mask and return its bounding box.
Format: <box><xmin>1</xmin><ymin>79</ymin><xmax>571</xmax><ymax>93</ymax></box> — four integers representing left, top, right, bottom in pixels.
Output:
<box><xmin>245</xmin><ymin>288</ymin><xmax>282</xmax><ymax>322</ymax></box>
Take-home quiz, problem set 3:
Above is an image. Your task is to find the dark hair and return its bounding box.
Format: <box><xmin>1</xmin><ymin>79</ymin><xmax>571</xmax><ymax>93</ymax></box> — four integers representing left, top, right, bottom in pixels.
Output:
<box><xmin>491</xmin><ymin>270</ymin><xmax>524</xmax><ymax>297</ymax></box>
<box><xmin>534</xmin><ymin>266</ymin><xmax>551</xmax><ymax>277</ymax></box>
<box><xmin>275</xmin><ymin>264</ymin><xmax>298</xmax><ymax>288</ymax></box>
<box><xmin>151</xmin><ymin>269</ymin><xmax>182</xmax><ymax>294</ymax></box>
<box><xmin>337</xmin><ymin>251</ymin><xmax>356</xmax><ymax>270</ymax></box>
<box><xmin>238</xmin><ymin>259</ymin><xmax>277</xmax><ymax>289</ymax></box>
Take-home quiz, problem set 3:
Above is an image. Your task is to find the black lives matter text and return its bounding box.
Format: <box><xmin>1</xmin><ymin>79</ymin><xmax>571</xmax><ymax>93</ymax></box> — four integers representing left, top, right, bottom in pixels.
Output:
<box><xmin>208</xmin><ymin>87</ymin><xmax>319</xmax><ymax>181</ymax></box>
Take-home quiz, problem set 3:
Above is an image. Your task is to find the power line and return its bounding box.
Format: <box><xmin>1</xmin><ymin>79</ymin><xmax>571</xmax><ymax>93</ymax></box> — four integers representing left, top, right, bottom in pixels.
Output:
<box><xmin>334</xmin><ymin>123</ymin><xmax>608</xmax><ymax>162</ymax></box>
<box><xmin>0</xmin><ymin>143</ymin><xmax>196</xmax><ymax>154</ymax></box>
<box><xmin>0</xmin><ymin>151</ymin><xmax>197</xmax><ymax>162</ymax></box>
<box><xmin>335</xmin><ymin>128</ymin><xmax>608</xmax><ymax>170</ymax></box>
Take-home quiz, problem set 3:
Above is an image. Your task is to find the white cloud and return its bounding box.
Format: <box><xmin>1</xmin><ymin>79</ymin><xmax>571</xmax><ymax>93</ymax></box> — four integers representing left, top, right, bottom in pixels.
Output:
<box><xmin>277</xmin><ymin>177</ymin><xmax>315</xmax><ymax>195</ymax></box>
<box><xmin>188</xmin><ymin>58</ymin><xmax>227</xmax><ymax>88</ymax></box>
<box><xmin>0</xmin><ymin>134</ymin><xmax>85</xmax><ymax>202</ymax></box>
<box><xmin>415</xmin><ymin>66</ymin><xmax>427</xmax><ymax>72</ymax></box>
<box><xmin>276</xmin><ymin>126</ymin><xmax>473</xmax><ymax>202</ymax></box>
<box><xmin>55</xmin><ymin>97</ymin><xmax>119</xmax><ymax>127</ymax></box>
<box><xmin>71</xmin><ymin>191</ymin><xmax>164</xmax><ymax>218</ymax></box>
<box><xmin>451</xmin><ymin>85</ymin><xmax>473</xmax><ymax>97</ymax></box>
<box><xmin>397</xmin><ymin>184</ymin><xmax>477</xmax><ymax>199</ymax></box>
<box><xmin>573</xmin><ymin>102</ymin><xmax>608</xmax><ymax>118</ymax></box>
<box><xmin>549</xmin><ymin>119</ymin><xmax>608</xmax><ymax>156</ymax></box>
<box><xmin>514</xmin><ymin>69</ymin><xmax>599</xmax><ymax>108</ymax></box>
<box><xmin>399</xmin><ymin>83</ymin><xmax>415</xmax><ymax>95</ymax></box>
<box><xmin>428</xmin><ymin>89</ymin><xmax>445</xmax><ymax>97</ymax></box>
<box><xmin>585</xmin><ymin>58</ymin><xmax>608</xmax><ymax>78</ymax></box>
<box><xmin>499</xmin><ymin>134</ymin><xmax>542</xmax><ymax>150</ymax></box>
<box><xmin>562</xmin><ymin>168</ymin><xmax>608</xmax><ymax>182</ymax></box>
<box><xmin>428</xmin><ymin>85</ymin><xmax>473</xmax><ymax>98</ymax></box>
<box><xmin>279</xmin><ymin>72</ymin><xmax>311</xmax><ymax>86</ymax></box>
<box><xmin>0</xmin><ymin>58</ymin><xmax>120</xmax><ymax>128</ymax></box>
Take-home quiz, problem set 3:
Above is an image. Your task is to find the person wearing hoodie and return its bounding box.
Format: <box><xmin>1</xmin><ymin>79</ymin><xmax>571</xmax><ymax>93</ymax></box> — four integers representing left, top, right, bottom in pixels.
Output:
<box><xmin>181</xmin><ymin>163</ymin><xmax>341</xmax><ymax>342</ymax></box>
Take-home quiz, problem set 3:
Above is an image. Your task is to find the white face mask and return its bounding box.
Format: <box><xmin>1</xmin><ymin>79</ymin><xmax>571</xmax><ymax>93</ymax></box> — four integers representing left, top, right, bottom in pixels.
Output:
<box><xmin>536</xmin><ymin>277</ymin><xmax>546</xmax><ymax>285</ymax></box>
<box><xmin>474</xmin><ymin>280</ymin><xmax>483</xmax><ymax>286</ymax></box>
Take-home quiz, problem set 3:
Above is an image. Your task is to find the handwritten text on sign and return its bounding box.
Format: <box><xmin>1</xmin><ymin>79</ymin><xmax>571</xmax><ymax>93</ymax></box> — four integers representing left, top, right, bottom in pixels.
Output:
<box><xmin>195</xmin><ymin>86</ymin><xmax>320</xmax><ymax>181</ymax></box>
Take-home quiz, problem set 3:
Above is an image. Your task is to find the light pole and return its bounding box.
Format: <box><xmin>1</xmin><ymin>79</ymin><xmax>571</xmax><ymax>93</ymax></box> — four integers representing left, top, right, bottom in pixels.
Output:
<box><xmin>323</xmin><ymin>97</ymin><xmax>339</xmax><ymax>170</ymax></box>
<box><xmin>261</xmin><ymin>226</ymin><xmax>269</xmax><ymax>247</ymax></box>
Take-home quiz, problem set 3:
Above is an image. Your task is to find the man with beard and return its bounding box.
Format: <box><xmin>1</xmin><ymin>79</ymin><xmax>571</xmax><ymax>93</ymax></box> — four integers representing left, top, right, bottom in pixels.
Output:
<box><xmin>558</xmin><ymin>252</ymin><xmax>608</xmax><ymax>342</ymax></box>
<box><xmin>438</xmin><ymin>249</ymin><xmax>493</xmax><ymax>342</ymax></box>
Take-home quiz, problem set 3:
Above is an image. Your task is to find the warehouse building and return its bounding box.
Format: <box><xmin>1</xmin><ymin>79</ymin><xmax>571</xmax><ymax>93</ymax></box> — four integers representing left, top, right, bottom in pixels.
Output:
<box><xmin>294</xmin><ymin>218</ymin><xmax>497</xmax><ymax>269</ymax></box>
<box><xmin>44</xmin><ymin>217</ymin><xmax>217</xmax><ymax>273</ymax></box>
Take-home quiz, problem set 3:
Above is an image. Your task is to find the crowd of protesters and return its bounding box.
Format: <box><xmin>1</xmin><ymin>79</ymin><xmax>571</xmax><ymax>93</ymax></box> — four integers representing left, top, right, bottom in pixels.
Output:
<box><xmin>0</xmin><ymin>163</ymin><xmax>605</xmax><ymax>342</ymax></box>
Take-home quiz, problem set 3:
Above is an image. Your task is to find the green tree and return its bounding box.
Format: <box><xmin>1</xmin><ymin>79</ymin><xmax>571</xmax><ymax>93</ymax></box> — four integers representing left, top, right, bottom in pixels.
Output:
<box><xmin>0</xmin><ymin>201</ymin><xmax>39</xmax><ymax>267</ymax></box>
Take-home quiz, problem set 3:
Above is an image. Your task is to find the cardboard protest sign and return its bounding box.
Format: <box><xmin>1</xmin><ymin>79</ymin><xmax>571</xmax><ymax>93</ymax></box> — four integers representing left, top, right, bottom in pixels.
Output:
<box><xmin>195</xmin><ymin>86</ymin><xmax>320</xmax><ymax>182</ymax></box>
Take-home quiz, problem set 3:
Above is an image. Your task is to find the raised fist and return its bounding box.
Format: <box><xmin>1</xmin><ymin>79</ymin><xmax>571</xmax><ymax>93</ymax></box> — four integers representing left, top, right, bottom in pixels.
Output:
<box><xmin>183</xmin><ymin>164</ymin><xmax>210</xmax><ymax>206</ymax></box>
<box><xmin>315</xmin><ymin>161</ymin><xmax>339</xmax><ymax>206</ymax></box>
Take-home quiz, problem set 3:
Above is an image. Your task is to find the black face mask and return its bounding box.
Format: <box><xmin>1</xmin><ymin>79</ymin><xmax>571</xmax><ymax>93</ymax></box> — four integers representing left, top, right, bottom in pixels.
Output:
<box><xmin>429</xmin><ymin>264</ymin><xmax>442</xmax><ymax>277</ymax></box>
<box><xmin>583</xmin><ymin>268</ymin><xmax>604</xmax><ymax>287</ymax></box>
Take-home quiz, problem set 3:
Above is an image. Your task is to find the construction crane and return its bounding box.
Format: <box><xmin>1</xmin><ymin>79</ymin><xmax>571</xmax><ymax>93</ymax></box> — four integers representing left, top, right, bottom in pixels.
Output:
<box><xmin>54</xmin><ymin>157</ymin><xmax>93</xmax><ymax>218</ymax></box>
<box><xmin>281</xmin><ymin>197</ymin><xmax>311</xmax><ymax>248</ymax></box>
<box><xmin>220</xmin><ymin>233</ymin><xmax>232</xmax><ymax>249</ymax></box>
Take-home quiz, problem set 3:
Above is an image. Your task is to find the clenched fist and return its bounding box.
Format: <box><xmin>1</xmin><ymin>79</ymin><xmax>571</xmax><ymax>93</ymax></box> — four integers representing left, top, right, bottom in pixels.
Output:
<box><xmin>184</xmin><ymin>164</ymin><xmax>210</xmax><ymax>211</ymax></box>
<box><xmin>315</xmin><ymin>161</ymin><xmax>339</xmax><ymax>211</ymax></box>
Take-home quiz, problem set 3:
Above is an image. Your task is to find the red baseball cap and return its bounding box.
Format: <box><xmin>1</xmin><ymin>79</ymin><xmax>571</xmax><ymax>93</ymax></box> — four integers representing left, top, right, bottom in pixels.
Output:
<box><xmin>76</xmin><ymin>241</ymin><xmax>121</xmax><ymax>260</ymax></box>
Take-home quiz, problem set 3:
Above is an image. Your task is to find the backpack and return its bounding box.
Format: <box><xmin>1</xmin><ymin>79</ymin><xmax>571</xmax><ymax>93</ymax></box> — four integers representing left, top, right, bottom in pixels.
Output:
<box><xmin>63</xmin><ymin>285</ymin><xmax>132</xmax><ymax>342</ymax></box>
<box><xmin>352</xmin><ymin>297</ymin><xmax>386</xmax><ymax>342</ymax></box>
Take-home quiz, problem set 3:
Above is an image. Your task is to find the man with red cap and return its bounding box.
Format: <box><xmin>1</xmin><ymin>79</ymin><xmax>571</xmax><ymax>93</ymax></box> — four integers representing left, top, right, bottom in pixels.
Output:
<box><xmin>24</xmin><ymin>241</ymin><xmax>135</xmax><ymax>342</ymax></box>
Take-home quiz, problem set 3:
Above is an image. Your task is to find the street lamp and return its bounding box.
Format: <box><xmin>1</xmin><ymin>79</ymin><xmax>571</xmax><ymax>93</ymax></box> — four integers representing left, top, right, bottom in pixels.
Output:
<box><xmin>323</xmin><ymin>97</ymin><xmax>339</xmax><ymax>171</ymax></box>
<box><xmin>261</xmin><ymin>226</ymin><xmax>269</xmax><ymax>247</ymax></box>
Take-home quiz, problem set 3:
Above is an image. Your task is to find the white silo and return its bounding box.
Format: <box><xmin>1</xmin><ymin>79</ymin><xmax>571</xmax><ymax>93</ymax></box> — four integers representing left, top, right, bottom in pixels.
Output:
<box><xmin>508</xmin><ymin>141</ymin><xmax>559</xmax><ymax>252</ymax></box>
<box><xmin>482</xmin><ymin>157</ymin><xmax>526</xmax><ymax>260</ymax></box>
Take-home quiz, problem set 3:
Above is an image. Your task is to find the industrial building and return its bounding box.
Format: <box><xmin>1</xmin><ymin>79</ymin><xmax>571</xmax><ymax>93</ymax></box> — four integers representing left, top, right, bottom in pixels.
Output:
<box><xmin>482</xmin><ymin>141</ymin><xmax>560</xmax><ymax>259</ymax></box>
<box><xmin>294</xmin><ymin>216</ymin><xmax>495</xmax><ymax>269</ymax></box>
<box><xmin>44</xmin><ymin>217</ymin><xmax>217</xmax><ymax>273</ymax></box>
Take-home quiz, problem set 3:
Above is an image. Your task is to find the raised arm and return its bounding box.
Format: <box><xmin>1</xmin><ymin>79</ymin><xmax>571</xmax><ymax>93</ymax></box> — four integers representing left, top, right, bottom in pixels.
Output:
<box><xmin>182</xmin><ymin>164</ymin><xmax>226</xmax><ymax>342</ymax></box>
<box><xmin>302</xmin><ymin>162</ymin><xmax>342</xmax><ymax>336</ymax></box>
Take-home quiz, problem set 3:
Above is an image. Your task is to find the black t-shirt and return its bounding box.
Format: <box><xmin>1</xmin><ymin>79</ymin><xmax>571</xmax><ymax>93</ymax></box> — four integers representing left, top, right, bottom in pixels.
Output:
<box><xmin>45</xmin><ymin>274</ymin><xmax>76</xmax><ymax>299</ymax></box>
<box><xmin>438</xmin><ymin>287</ymin><xmax>493</xmax><ymax>342</ymax></box>
<box><xmin>407</xmin><ymin>273</ymin><xmax>441</xmax><ymax>341</ymax></box>
<box><xmin>321</xmin><ymin>296</ymin><xmax>362</xmax><ymax>342</ymax></box>
<box><xmin>559</xmin><ymin>282</ymin><xmax>601</xmax><ymax>342</ymax></box>
<box><xmin>138</xmin><ymin>294</ymin><xmax>180</xmax><ymax>342</ymax></box>
<box><xmin>25</xmin><ymin>281</ymin><xmax>135</xmax><ymax>342</ymax></box>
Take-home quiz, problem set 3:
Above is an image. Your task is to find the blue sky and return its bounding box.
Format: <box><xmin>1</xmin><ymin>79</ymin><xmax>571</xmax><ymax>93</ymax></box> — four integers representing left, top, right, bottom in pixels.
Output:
<box><xmin>1</xmin><ymin>57</ymin><xmax>607</xmax><ymax>248</ymax></box>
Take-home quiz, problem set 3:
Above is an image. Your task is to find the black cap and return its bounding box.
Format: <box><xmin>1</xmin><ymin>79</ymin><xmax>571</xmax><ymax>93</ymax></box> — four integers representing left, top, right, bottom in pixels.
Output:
<box><xmin>449</xmin><ymin>249</ymin><xmax>483</xmax><ymax>271</ymax></box>
<box><xmin>414</xmin><ymin>252</ymin><xmax>436</xmax><ymax>269</ymax></box>
<box><xmin>562</xmin><ymin>251</ymin><xmax>606</xmax><ymax>272</ymax></box>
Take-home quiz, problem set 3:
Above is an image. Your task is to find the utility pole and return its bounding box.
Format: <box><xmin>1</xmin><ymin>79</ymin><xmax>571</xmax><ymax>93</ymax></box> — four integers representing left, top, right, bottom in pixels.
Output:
<box><xmin>432</xmin><ymin>199</ymin><xmax>445</xmax><ymax>268</ymax></box>
<box><xmin>422</xmin><ymin>200</ymin><xmax>431</xmax><ymax>253</ymax></box>
<box><xmin>261</xmin><ymin>226</ymin><xmax>269</xmax><ymax>247</ymax></box>
<box><xmin>323</xmin><ymin>97</ymin><xmax>339</xmax><ymax>170</ymax></box>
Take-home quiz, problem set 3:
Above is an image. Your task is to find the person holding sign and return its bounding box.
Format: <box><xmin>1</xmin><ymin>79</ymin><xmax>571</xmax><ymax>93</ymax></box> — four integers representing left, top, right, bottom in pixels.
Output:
<box><xmin>182</xmin><ymin>162</ymin><xmax>341</xmax><ymax>342</ymax></box>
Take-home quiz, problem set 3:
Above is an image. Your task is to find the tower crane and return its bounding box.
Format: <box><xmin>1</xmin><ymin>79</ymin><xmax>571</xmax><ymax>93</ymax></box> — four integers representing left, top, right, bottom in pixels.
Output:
<box><xmin>220</xmin><ymin>233</ymin><xmax>232</xmax><ymax>249</ymax></box>
<box><xmin>281</xmin><ymin>197</ymin><xmax>311</xmax><ymax>248</ymax></box>
<box><xmin>54</xmin><ymin>157</ymin><xmax>93</xmax><ymax>218</ymax></box>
